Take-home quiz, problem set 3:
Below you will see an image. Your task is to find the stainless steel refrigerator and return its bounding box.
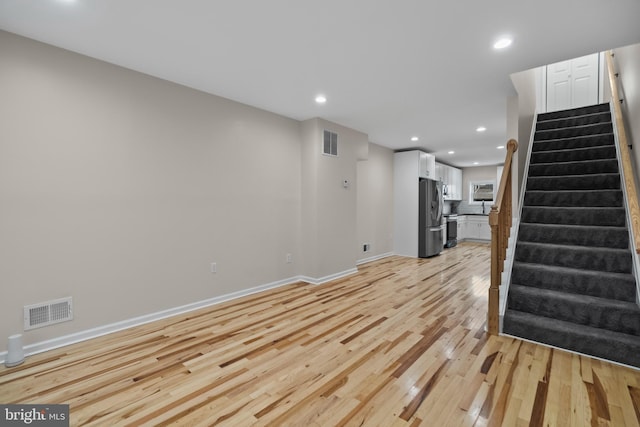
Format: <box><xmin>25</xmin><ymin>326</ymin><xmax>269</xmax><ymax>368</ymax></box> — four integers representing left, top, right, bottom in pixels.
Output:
<box><xmin>419</xmin><ymin>178</ymin><xmax>443</xmax><ymax>257</ymax></box>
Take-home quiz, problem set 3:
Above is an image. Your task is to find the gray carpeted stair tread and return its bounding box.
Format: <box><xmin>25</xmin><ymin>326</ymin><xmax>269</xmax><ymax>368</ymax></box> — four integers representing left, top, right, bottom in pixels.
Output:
<box><xmin>523</xmin><ymin>189</ymin><xmax>623</xmax><ymax>207</ymax></box>
<box><xmin>521</xmin><ymin>206</ymin><xmax>626</xmax><ymax>226</ymax></box>
<box><xmin>532</xmin><ymin>134</ymin><xmax>614</xmax><ymax>152</ymax></box>
<box><xmin>530</xmin><ymin>145</ymin><xmax>616</xmax><ymax>163</ymax></box>
<box><xmin>532</xmin><ymin>143</ymin><xmax>615</xmax><ymax>154</ymax></box>
<box><xmin>511</xmin><ymin>261</ymin><xmax>636</xmax><ymax>302</ymax></box>
<box><xmin>534</xmin><ymin>123</ymin><xmax>613</xmax><ymax>141</ymax></box>
<box><xmin>529</xmin><ymin>159</ymin><xmax>619</xmax><ymax>176</ymax></box>
<box><xmin>537</xmin><ymin>103</ymin><xmax>610</xmax><ymax>121</ymax></box>
<box><xmin>526</xmin><ymin>173</ymin><xmax>620</xmax><ymax>191</ymax></box>
<box><xmin>517</xmin><ymin>223</ymin><xmax>629</xmax><ymax>249</ymax></box>
<box><xmin>535</xmin><ymin>112</ymin><xmax>613</xmax><ymax>131</ymax></box>
<box><xmin>515</xmin><ymin>241</ymin><xmax>632</xmax><ymax>273</ymax></box>
<box><xmin>503</xmin><ymin>310</ymin><xmax>640</xmax><ymax>368</ymax></box>
<box><xmin>507</xmin><ymin>284</ymin><xmax>640</xmax><ymax>335</ymax></box>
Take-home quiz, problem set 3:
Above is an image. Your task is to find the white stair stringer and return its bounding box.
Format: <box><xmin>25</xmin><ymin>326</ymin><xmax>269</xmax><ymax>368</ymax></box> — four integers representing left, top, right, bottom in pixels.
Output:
<box><xmin>498</xmin><ymin>218</ymin><xmax>519</xmax><ymax>333</ymax></box>
<box><xmin>609</xmin><ymin>100</ymin><xmax>640</xmax><ymax>308</ymax></box>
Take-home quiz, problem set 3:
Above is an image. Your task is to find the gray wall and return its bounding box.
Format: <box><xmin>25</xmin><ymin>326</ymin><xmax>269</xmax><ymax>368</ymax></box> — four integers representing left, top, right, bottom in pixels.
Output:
<box><xmin>612</xmin><ymin>43</ymin><xmax>640</xmax><ymax>192</ymax></box>
<box><xmin>300</xmin><ymin>118</ymin><xmax>368</xmax><ymax>280</ymax></box>
<box><xmin>0</xmin><ymin>30</ymin><xmax>393</xmax><ymax>354</ymax></box>
<box><xmin>510</xmin><ymin>68</ymin><xmax>538</xmax><ymax>194</ymax></box>
<box><xmin>357</xmin><ymin>143</ymin><xmax>394</xmax><ymax>262</ymax></box>
<box><xmin>506</xmin><ymin>95</ymin><xmax>520</xmax><ymax>217</ymax></box>
<box><xmin>462</xmin><ymin>166</ymin><xmax>500</xmax><ymax>201</ymax></box>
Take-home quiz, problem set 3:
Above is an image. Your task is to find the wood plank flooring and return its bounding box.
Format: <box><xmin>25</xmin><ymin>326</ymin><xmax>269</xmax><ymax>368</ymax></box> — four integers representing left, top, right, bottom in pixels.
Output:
<box><xmin>2</xmin><ymin>242</ymin><xmax>640</xmax><ymax>426</ymax></box>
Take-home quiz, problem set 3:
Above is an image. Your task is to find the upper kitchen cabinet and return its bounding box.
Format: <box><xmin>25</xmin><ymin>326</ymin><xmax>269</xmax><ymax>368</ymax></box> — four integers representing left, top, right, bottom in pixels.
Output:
<box><xmin>419</xmin><ymin>151</ymin><xmax>436</xmax><ymax>179</ymax></box>
<box><xmin>449</xmin><ymin>167</ymin><xmax>462</xmax><ymax>200</ymax></box>
<box><xmin>435</xmin><ymin>163</ymin><xmax>444</xmax><ymax>183</ymax></box>
<box><xmin>435</xmin><ymin>162</ymin><xmax>463</xmax><ymax>201</ymax></box>
<box><xmin>395</xmin><ymin>150</ymin><xmax>435</xmax><ymax>181</ymax></box>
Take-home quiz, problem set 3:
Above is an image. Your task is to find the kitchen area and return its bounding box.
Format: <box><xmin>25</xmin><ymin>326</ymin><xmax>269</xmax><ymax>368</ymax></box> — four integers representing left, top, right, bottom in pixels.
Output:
<box><xmin>393</xmin><ymin>150</ymin><xmax>497</xmax><ymax>258</ymax></box>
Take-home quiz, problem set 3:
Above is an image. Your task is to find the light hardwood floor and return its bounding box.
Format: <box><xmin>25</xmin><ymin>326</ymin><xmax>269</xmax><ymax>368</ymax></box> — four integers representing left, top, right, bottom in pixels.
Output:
<box><xmin>2</xmin><ymin>242</ymin><xmax>640</xmax><ymax>426</ymax></box>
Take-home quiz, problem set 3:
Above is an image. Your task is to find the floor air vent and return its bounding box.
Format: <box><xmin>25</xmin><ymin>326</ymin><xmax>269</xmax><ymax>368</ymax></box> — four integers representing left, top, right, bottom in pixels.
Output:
<box><xmin>24</xmin><ymin>297</ymin><xmax>73</xmax><ymax>330</ymax></box>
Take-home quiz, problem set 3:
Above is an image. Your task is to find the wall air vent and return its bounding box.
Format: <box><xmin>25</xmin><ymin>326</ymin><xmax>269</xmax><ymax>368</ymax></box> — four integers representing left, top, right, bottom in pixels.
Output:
<box><xmin>24</xmin><ymin>297</ymin><xmax>73</xmax><ymax>330</ymax></box>
<box><xmin>323</xmin><ymin>130</ymin><xmax>338</xmax><ymax>156</ymax></box>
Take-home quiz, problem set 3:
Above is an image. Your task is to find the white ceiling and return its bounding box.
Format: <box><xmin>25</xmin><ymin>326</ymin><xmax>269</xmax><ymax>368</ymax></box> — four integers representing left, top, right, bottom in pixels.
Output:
<box><xmin>2</xmin><ymin>0</ymin><xmax>640</xmax><ymax>167</ymax></box>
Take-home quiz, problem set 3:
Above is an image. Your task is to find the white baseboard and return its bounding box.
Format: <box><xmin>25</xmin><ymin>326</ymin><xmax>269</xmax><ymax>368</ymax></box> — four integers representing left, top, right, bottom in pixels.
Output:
<box><xmin>0</xmin><ymin>275</ymin><xmax>303</xmax><ymax>364</ymax></box>
<box><xmin>299</xmin><ymin>268</ymin><xmax>359</xmax><ymax>285</ymax></box>
<box><xmin>357</xmin><ymin>252</ymin><xmax>393</xmax><ymax>266</ymax></box>
<box><xmin>0</xmin><ymin>260</ymin><xmax>401</xmax><ymax>364</ymax></box>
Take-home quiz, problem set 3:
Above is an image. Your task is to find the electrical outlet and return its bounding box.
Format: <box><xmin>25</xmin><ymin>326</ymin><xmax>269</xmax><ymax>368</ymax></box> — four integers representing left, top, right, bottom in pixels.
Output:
<box><xmin>210</xmin><ymin>262</ymin><xmax>217</xmax><ymax>273</ymax></box>
<box><xmin>363</xmin><ymin>244</ymin><xmax>370</xmax><ymax>252</ymax></box>
<box><xmin>286</xmin><ymin>253</ymin><xmax>292</xmax><ymax>263</ymax></box>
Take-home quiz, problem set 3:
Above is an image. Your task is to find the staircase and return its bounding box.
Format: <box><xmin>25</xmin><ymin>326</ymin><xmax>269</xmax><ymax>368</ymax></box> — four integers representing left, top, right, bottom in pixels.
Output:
<box><xmin>503</xmin><ymin>103</ymin><xmax>640</xmax><ymax>368</ymax></box>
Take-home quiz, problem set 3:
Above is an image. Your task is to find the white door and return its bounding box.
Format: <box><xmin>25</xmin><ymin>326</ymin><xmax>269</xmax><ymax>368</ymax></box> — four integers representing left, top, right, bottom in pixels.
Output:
<box><xmin>546</xmin><ymin>53</ymin><xmax>599</xmax><ymax>112</ymax></box>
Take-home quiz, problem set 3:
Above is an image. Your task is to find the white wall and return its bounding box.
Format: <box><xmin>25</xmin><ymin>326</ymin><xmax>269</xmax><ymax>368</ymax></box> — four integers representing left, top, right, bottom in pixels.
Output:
<box><xmin>393</xmin><ymin>152</ymin><xmax>421</xmax><ymax>257</ymax></box>
<box><xmin>300</xmin><ymin>119</ymin><xmax>320</xmax><ymax>279</ymax></box>
<box><xmin>300</xmin><ymin>118</ymin><xmax>367</xmax><ymax>280</ymax></box>
<box><xmin>0</xmin><ymin>30</ymin><xmax>303</xmax><ymax>349</ymax></box>
<box><xmin>357</xmin><ymin>143</ymin><xmax>394</xmax><ymax>262</ymax></box>
<box><xmin>0</xmin><ymin>30</ymin><xmax>393</xmax><ymax>355</ymax></box>
<box><xmin>510</xmin><ymin>68</ymin><xmax>538</xmax><ymax>193</ymax></box>
<box><xmin>462</xmin><ymin>166</ymin><xmax>501</xmax><ymax>202</ymax></box>
<box><xmin>506</xmin><ymin>95</ymin><xmax>520</xmax><ymax>217</ymax></box>
<box><xmin>612</xmin><ymin>43</ymin><xmax>640</xmax><ymax>189</ymax></box>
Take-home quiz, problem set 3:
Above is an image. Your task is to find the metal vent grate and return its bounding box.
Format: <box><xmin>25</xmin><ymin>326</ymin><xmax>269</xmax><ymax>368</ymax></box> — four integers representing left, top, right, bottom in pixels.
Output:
<box><xmin>323</xmin><ymin>130</ymin><xmax>338</xmax><ymax>156</ymax></box>
<box><xmin>24</xmin><ymin>297</ymin><xmax>73</xmax><ymax>330</ymax></box>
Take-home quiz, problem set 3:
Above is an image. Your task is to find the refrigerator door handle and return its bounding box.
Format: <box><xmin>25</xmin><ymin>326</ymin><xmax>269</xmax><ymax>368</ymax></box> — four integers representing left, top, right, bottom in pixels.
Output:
<box><xmin>436</xmin><ymin>184</ymin><xmax>443</xmax><ymax>221</ymax></box>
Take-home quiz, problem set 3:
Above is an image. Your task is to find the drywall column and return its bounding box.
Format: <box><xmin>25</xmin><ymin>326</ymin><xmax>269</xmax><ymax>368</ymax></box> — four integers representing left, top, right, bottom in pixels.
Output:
<box><xmin>356</xmin><ymin>143</ymin><xmax>394</xmax><ymax>263</ymax></box>
<box><xmin>507</xmin><ymin>95</ymin><xmax>520</xmax><ymax>217</ymax></box>
<box><xmin>300</xmin><ymin>118</ymin><xmax>368</xmax><ymax>282</ymax></box>
<box><xmin>510</xmin><ymin>68</ymin><xmax>539</xmax><ymax>193</ymax></box>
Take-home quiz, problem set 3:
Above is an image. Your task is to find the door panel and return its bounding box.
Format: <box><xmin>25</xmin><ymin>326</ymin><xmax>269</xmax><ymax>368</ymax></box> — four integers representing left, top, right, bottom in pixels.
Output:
<box><xmin>571</xmin><ymin>54</ymin><xmax>599</xmax><ymax>108</ymax></box>
<box><xmin>549</xmin><ymin>80</ymin><xmax>571</xmax><ymax>111</ymax></box>
<box><xmin>573</xmin><ymin>76</ymin><xmax>594</xmax><ymax>107</ymax></box>
<box><xmin>546</xmin><ymin>53</ymin><xmax>599</xmax><ymax>112</ymax></box>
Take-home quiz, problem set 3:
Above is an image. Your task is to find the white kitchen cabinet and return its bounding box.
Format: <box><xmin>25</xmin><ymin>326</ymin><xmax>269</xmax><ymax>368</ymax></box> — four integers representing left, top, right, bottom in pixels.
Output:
<box><xmin>450</xmin><ymin>167</ymin><xmax>462</xmax><ymax>200</ymax></box>
<box><xmin>435</xmin><ymin>163</ymin><xmax>444</xmax><ymax>183</ymax></box>
<box><xmin>436</xmin><ymin>162</ymin><xmax>463</xmax><ymax>201</ymax></box>
<box><xmin>436</xmin><ymin>163</ymin><xmax>445</xmax><ymax>183</ymax></box>
<box><xmin>457</xmin><ymin>215</ymin><xmax>467</xmax><ymax>240</ymax></box>
<box><xmin>465</xmin><ymin>216</ymin><xmax>491</xmax><ymax>240</ymax></box>
<box><xmin>435</xmin><ymin>162</ymin><xmax>446</xmax><ymax>194</ymax></box>
<box><xmin>419</xmin><ymin>152</ymin><xmax>436</xmax><ymax>179</ymax></box>
<box><xmin>444</xmin><ymin>166</ymin><xmax>452</xmax><ymax>196</ymax></box>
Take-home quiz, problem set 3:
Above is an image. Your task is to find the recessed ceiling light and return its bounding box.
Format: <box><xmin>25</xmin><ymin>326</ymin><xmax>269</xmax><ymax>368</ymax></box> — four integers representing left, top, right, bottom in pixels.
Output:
<box><xmin>476</xmin><ymin>126</ymin><xmax>487</xmax><ymax>132</ymax></box>
<box><xmin>497</xmin><ymin>145</ymin><xmax>505</xmax><ymax>149</ymax></box>
<box><xmin>493</xmin><ymin>37</ymin><xmax>513</xmax><ymax>50</ymax></box>
<box><xmin>448</xmin><ymin>151</ymin><xmax>455</xmax><ymax>154</ymax></box>
<box><xmin>473</xmin><ymin>162</ymin><xmax>479</xmax><ymax>165</ymax></box>
<box><xmin>315</xmin><ymin>95</ymin><xmax>327</xmax><ymax>104</ymax></box>
<box><xmin>411</xmin><ymin>136</ymin><xmax>419</xmax><ymax>142</ymax></box>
